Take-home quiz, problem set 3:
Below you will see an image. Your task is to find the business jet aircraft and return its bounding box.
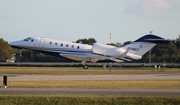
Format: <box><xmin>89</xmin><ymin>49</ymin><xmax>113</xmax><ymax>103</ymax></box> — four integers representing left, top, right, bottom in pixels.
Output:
<box><xmin>9</xmin><ymin>34</ymin><xmax>169</xmax><ymax>69</ymax></box>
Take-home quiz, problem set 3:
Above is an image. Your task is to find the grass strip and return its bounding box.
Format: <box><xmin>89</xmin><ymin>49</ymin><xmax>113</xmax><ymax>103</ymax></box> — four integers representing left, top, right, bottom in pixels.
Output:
<box><xmin>1</xmin><ymin>80</ymin><xmax>180</xmax><ymax>89</ymax></box>
<box><xmin>0</xmin><ymin>94</ymin><xmax>180</xmax><ymax>105</ymax></box>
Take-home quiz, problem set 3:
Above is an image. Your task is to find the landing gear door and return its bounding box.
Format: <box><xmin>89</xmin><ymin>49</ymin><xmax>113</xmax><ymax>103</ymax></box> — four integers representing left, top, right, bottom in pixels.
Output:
<box><xmin>39</xmin><ymin>39</ymin><xmax>45</xmax><ymax>50</ymax></box>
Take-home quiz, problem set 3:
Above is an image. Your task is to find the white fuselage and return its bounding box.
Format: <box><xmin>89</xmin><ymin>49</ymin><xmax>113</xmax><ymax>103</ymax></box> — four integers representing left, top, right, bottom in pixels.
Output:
<box><xmin>9</xmin><ymin>36</ymin><xmax>134</xmax><ymax>62</ymax></box>
<box><xmin>10</xmin><ymin>37</ymin><xmax>93</xmax><ymax>53</ymax></box>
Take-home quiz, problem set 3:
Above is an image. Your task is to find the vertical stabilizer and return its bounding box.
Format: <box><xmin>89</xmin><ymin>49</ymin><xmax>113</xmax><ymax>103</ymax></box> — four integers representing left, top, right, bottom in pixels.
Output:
<box><xmin>122</xmin><ymin>34</ymin><xmax>169</xmax><ymax>56</ymax></box>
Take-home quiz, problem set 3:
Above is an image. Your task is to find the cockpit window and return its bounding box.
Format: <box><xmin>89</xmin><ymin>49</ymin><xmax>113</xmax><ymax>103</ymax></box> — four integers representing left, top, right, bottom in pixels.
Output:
<box><xmin>23</xmin><ymin>37</ymin><xmax>34</xmax><ymax>42</ymax></box>
<box><xmin>23</xmin><ymin>37</ymin><xmax>31</xmax><ymax>41</ymax></box>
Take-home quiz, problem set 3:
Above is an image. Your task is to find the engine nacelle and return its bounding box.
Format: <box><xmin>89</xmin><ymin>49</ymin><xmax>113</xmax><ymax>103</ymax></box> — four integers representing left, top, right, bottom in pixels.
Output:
<box><xmin>92</xmin><ymin>43</ymin><xmax>125</xmax><ymax>57</ymax></box>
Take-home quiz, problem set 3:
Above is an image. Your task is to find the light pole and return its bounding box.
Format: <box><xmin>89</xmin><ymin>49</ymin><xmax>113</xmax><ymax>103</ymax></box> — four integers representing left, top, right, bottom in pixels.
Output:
<box><xmin>149</xmin><ymin>31</ymin><xmax>153</xmax><ymax>67</ymax></box>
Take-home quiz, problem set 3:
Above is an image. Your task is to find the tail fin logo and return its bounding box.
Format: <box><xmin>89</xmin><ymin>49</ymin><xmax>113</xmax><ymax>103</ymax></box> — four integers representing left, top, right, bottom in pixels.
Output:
<box><xmin>139</xmin><ymin>44</ymin><xmax>143</xmax><ymax>48</ymax></box>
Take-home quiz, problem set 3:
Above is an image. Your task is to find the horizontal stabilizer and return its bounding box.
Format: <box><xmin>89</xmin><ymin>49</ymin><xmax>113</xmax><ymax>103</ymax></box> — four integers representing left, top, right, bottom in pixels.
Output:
<box><xmin>110</xmin><ymin>58</ymin><xmax>124</xmax><ymax>62</ymax></box>
<box><xmin>134</xmin><ymin>34</ymin><xmax>170</xmax><ymax>44</ymax></box>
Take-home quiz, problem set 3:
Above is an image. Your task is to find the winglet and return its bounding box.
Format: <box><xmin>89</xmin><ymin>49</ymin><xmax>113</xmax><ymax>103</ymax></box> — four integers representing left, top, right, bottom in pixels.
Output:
<box><xmin>134</xmin><ymin>34</ymin><xmax>170</xmax><ymax>44</ymax></box>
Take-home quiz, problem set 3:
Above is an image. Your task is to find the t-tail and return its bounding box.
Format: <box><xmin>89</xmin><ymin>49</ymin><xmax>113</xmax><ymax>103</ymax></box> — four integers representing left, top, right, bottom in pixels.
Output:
<box><xmin>122</xmin><ymin>34</ymin><xmax>170</xmax><ymax>60</ymax></box>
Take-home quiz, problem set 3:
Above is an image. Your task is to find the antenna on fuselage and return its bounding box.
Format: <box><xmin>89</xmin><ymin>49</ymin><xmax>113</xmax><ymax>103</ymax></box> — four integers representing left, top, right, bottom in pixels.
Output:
<box><xmin>150</xmin><ymin>31</ymin><xmax>153</xmax><ymax>34</ymax></box>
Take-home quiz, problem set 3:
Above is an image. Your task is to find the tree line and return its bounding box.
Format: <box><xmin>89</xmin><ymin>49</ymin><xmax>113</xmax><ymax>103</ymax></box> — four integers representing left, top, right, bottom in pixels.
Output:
<box><xmin>0</xmin><ymin>37</ymin><xmax>180</xmax><ymax>63</ymax></box>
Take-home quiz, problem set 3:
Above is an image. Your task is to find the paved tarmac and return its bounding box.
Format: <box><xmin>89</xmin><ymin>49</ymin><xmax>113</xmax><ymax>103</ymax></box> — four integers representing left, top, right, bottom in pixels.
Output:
<box><xmin>0</xmin><ymin>88</ymin><xmax>180</xmax><ymax>95</ymax></box>
<box><xmin>3</xmin><ymin>74</ymin><xmax>180</xmax><ymax>81</ymax></box>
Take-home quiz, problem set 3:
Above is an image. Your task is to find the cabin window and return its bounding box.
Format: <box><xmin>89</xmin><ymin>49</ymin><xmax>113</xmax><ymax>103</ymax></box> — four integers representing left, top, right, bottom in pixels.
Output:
<box><xmin>31</xmin><ymin>39</ymin><xmax>33</xmax><ymax>42</ymax></box>
<box><xmin>77</xmin><ymin>46</ymin><xmax>80</xmax><ymax>49</ymax></box>
<box><xmin>72</xmin><ymin>45</ymin><xmax>74</xmax><ymax>48</ymax></box>
<box><xmin>55</xmin><ymin>43</ymin><xmax>57</xmax><ymax>45</ymax></box>
<box><xmin>50</xmin><ymin>42</ymin><xmax>52</xmax><ymax>45</ymax></box>
<box><xmin>66</xmin><ymin>44</ymin><xmax>68</xmax><ymax>47</ymax></box>
<box><xmin>60</xmin><ymin>43</ymin><xmax>63</xmax><ymax>46</ymax></box>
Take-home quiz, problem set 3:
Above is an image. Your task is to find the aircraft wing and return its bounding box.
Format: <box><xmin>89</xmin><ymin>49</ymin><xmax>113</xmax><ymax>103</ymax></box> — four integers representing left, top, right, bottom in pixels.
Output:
<box><xmin>60</xmin><ymin>52</ymin><xmax>125</xmax><ymax>62</ymax></box>
<box><xmin>60</xmin><ymin>52</ymin><xmax>111</xmax><ymax>62</ymax></box>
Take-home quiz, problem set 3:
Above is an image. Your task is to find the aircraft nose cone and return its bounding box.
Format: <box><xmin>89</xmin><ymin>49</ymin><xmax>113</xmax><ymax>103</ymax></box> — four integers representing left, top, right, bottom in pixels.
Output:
<box><xmin>9</xmin><ymin>42</ymin><xmax>14</xmax><ymax>46</ymax></box>
<box><xmin>9</xmin><ymin>41</ymin><xmax>17</xmax><ymax>46</ymax></box>
<box><xmin>8</xmin><ymin>41</ymin><xmax>23</xmax><ymax>49</ymax></box>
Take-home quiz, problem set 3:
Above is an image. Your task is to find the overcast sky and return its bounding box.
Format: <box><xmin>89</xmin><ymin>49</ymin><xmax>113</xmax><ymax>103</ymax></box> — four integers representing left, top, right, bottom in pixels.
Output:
<box><xmin>0</xmin><ymin>0</ymin><xmax>180</xmax><ymax>44</ymax></box>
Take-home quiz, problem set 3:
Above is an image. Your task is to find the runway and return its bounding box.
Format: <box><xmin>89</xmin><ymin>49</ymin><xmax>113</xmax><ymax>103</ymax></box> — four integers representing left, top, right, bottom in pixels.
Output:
<box><xmin>4</xmin><ymin>74</ymin><xmax>180</xmax><ymax>81</ymax></box>
<box><xmin>1</xmin><ymin>88</ymin><xmax>180</xmax><ymax>95</ymax></box>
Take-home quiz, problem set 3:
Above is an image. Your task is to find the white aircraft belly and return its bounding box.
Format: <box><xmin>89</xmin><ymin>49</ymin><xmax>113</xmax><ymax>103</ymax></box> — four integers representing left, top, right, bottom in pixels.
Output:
<box><xmin>60</xmin><ymin>53</ymin><xmax>112</xmax><ymax>62</ymax></box>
